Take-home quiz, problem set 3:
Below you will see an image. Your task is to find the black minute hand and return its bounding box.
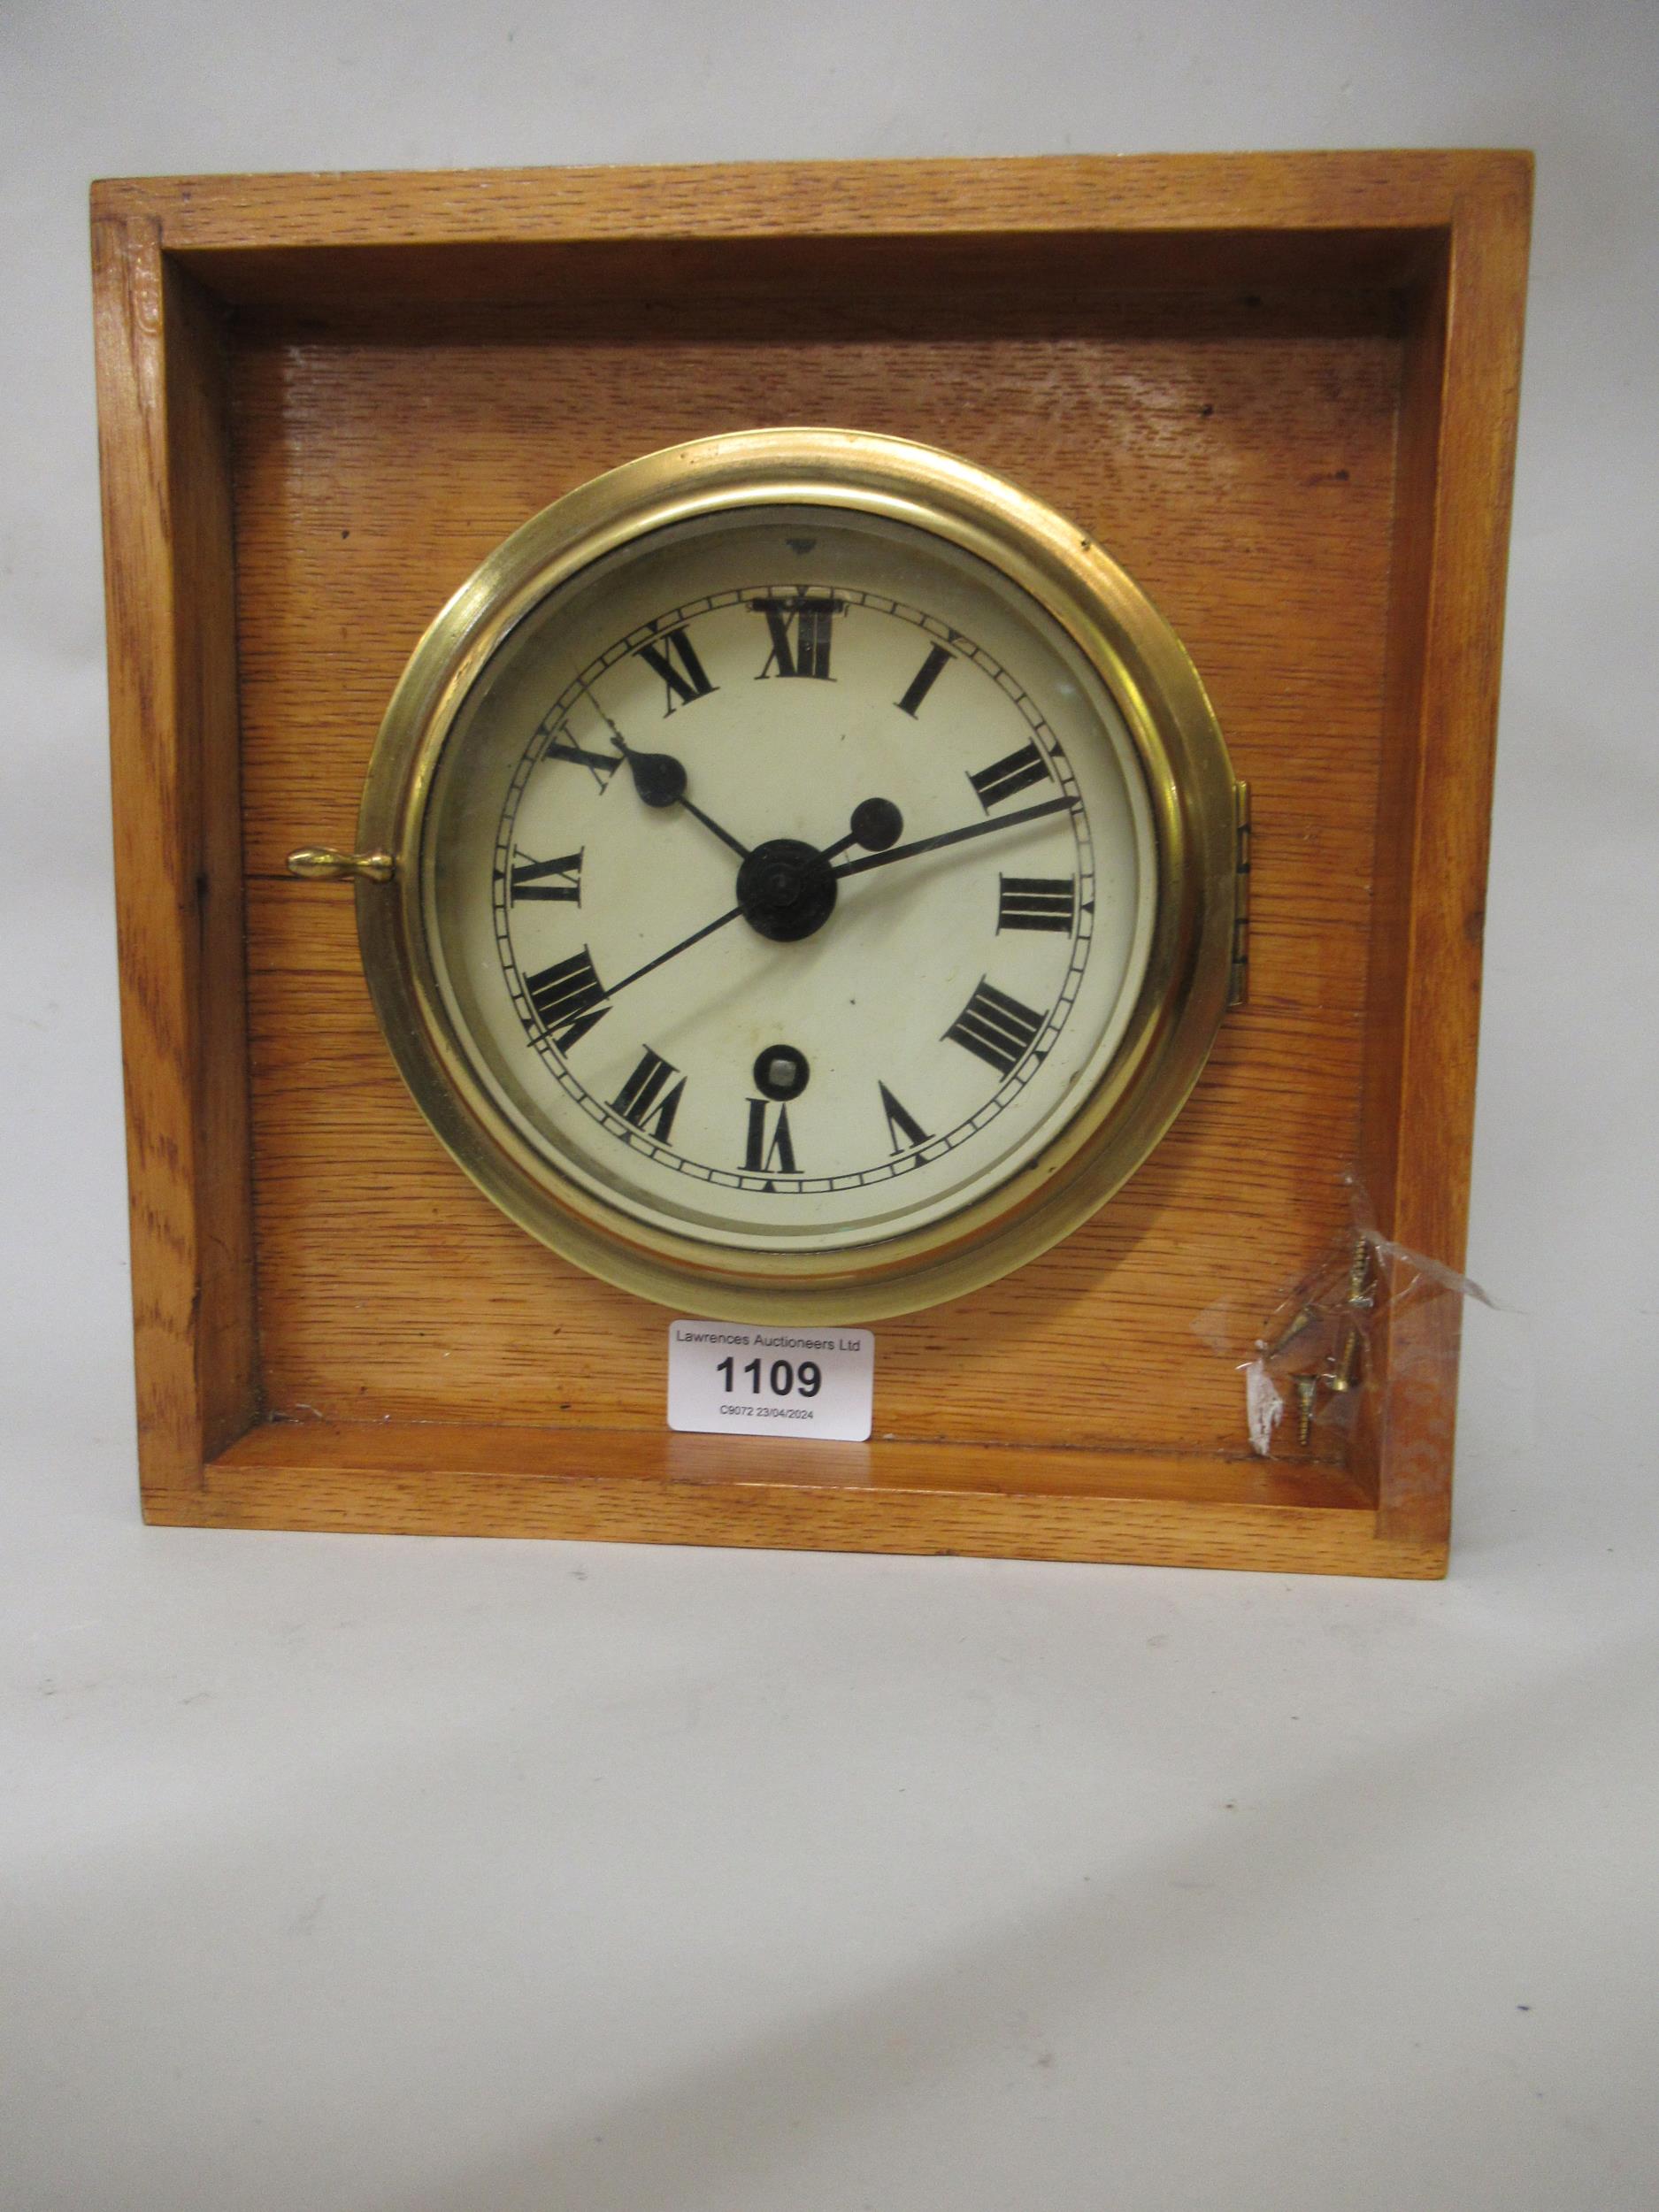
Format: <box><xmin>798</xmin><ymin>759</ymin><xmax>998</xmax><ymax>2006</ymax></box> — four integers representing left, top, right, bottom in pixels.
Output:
<box><xmin>602</xmin><ymin>902</ymin><xmax>746</xmax><ymax>999</ymax></box>
<box><xmin>829</xmin><ymin>795</ymin><xmax>1078</xmax><ymax>879</ymax></box>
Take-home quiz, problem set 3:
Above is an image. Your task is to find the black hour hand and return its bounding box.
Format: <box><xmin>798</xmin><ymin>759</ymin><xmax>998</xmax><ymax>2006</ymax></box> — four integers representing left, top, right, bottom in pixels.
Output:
<box><xmin>613</xmin><ymin>735</ymin><xmax>751</xmax><ymax>859</ymax></box>
<box><xmin>618</xmin><ymin>742</ymin><xmax>687</xmax><ymax>809</ymax></box>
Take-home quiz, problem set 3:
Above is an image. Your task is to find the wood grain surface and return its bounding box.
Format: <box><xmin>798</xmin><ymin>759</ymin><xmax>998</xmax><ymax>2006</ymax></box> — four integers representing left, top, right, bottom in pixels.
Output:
<box><xmin>233</xmin><ymin>288</ymin><xmax>1395</xmax><ymax>1462</ymax></box>
<box><xmin>92</xmin><ymin>152</ymin><xmax>1531</xmax><ymax>1571</ymax></box>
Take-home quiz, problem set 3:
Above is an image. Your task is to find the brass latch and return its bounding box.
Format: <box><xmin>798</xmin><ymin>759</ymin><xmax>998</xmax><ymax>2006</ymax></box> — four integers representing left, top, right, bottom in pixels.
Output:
<box><xmin>287</xmin><ymin>846</ymin><xmax>396</xmax><ymax>883</ymax></box>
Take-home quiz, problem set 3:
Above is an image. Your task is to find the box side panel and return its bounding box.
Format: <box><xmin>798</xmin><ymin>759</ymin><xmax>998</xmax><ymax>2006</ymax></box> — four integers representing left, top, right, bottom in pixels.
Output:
<box><xmin>193</xmin><ymin>1419</ymin><xmax>1441</xmax><ymax>1578</ymax></box>
<box><xmin>92</xmin><ymin>211</ymin><xmax>258</xmax><ymax>1502</ymax></box>
<box><xmin>1363</xmin><ymin>165</ymin><xmax>1532</xmax><ymax>1545</ymax></box>
<box><xmin>94</xmin><ymin>145</ymin><xmax>1515</xmax><ymax>271</ymax></box>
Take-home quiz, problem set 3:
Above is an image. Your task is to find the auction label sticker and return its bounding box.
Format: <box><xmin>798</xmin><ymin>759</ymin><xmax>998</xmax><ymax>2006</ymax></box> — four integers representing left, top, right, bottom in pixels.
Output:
<box><xmin>666</xmin><ymin>1320</ymin><xmax>874</xmax><ymax>1441</ymax></box>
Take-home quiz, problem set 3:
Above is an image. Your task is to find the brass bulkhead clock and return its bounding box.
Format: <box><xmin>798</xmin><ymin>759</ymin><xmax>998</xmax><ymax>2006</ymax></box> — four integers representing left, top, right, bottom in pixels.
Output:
<box><xmin>291</xmin><ymin>428</ymin><xmax>1243</xmax><ymax>1321</ymax></box>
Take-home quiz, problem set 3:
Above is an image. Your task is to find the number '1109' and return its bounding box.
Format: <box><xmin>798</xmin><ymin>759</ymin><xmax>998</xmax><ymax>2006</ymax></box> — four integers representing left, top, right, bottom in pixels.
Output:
<box><xmin>717</xmin><ymin>1356</ymin><xmax>823</xmax><ymax>1398</ymax></box>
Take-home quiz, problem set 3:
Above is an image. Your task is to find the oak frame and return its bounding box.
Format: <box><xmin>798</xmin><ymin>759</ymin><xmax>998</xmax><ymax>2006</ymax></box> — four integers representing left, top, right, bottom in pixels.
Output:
<box><xmin>91</xmin><ymin>152</ymin><xmax>1531</xmax><ymax>1576</ymax></box>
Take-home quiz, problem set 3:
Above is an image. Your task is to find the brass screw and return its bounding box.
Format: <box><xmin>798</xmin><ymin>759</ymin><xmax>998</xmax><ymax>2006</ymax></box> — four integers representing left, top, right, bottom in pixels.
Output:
<box><xmin>1324</xmin><ymin>1326</ymin><xmax>1362</xmax><ymax>1394</ymax></box>
<box><xmin>1265</xmin><ymin>1302</ymin><xmax>1318</xmax><ymax>1360</ymax></box>
<box><xmin>1294</xmin><ymin>1373</ymin><xmax>1319</xmax><ymax>1446</ymax></box>
<box><xmin>1347</xmin><ymin>1234</ymin><xmax>1374</xmax><ymax>1310</ymax></box>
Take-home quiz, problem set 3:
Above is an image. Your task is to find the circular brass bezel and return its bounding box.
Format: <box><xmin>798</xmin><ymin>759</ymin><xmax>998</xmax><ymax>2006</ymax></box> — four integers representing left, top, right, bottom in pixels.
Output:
<box><xmin>356</xmin><ymin>428</ymin><xmax>1237</xmax><ymax>1321</ymax></box>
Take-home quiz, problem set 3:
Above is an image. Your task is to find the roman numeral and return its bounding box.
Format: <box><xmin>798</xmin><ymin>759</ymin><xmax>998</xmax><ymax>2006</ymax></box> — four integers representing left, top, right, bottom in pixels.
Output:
<box><xmin>524</xmin><ymin>947</ymin><xmax>610</xmax><ymax>1051</ymax></box>
<box><xmin>508</xmin><ymin>849</ymin><xmax>583</xmax><ymax>904</ymax></box>
<box><xmin>996</xmin><ymin>874</ymin><xmax>1076</xmax><ymax>933</ymax></box>
<box><xmin>744</xmin><ymin>1098</ymin><xmax>797</xmax><ymax>1176</ymax></box>
<box><xmin>635</xmin><ymin>626</ymin><xmax>716</xmax><ymax>715</ymax></box>
<box><xmin>945</xmin><ymin>979</ymin><xmax>1046</xmax><ymax>1076</ymax></box>
<box><xmin>878</xmin><ymin>1082</ymin><xmax>929</xmax><ymax>1154</ymax></box>
<box><xmin>895</xmin><ymin>642</ymin><xmax>953</xmax><ymax>718</ymax></box>
<box><xmin>968</xmin><ymin>741</ymin><xmax>1050</xmax><ymax>811</ymax></box>
<box><xmin>542</xmin><ymin>734</ymin><xmax>620</xmax><ymax>787</ymax></box>
<box><xmin>611</xmin><ymin>1046</ymin><xmax>685</xmax><ymax>1143</ymax></box>
<box><xmin>752</xmin><ymin>593</ymin><xmax>844</xmax><ymax>680</ymax></box>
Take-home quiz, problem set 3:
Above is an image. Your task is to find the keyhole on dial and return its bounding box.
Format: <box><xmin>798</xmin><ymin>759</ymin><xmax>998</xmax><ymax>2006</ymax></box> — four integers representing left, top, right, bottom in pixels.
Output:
<box><xmin>754</xmin><ymin>1045</ymin><xmax>810</xmax><ymax>1101</ymax></box>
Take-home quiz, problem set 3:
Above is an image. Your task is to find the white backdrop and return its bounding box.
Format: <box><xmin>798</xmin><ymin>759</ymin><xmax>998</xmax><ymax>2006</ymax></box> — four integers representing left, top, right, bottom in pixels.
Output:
<box><xmin>4</xmin><ymin>4</ymin><xmax>1656</xmax><ymax>2208</ymax></box>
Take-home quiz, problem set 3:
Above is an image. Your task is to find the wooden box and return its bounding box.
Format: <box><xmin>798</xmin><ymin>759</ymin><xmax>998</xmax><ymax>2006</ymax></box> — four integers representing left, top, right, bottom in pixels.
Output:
<box><xmin>92</xmin><ymin>152</ymin><xmax>1530</xmax><ymax>1576</ymax></box>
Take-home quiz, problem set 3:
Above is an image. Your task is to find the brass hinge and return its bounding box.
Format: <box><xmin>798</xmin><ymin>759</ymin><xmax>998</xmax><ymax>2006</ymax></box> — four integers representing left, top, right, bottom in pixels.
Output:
<box><xmin>1227</xmin><ymin>780</ymin><xmax>1251</xmax><ymax>1009</ymax></box>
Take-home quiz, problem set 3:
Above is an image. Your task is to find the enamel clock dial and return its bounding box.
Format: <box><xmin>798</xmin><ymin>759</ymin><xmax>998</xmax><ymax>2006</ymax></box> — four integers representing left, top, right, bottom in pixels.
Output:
<box><xmin>341</xmin><ymin>431</ymin><xmax>1240</xmax><ymax>1320</ymax></box>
